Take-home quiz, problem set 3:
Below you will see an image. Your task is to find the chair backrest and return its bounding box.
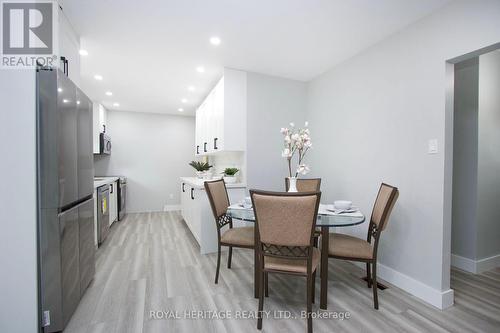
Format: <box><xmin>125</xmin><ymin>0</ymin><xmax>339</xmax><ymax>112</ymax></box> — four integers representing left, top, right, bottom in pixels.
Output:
<box><xmin>250</xmin><ymin>190</ymin><xmax>321</xmax><ymax>247</ymax></box>
<box><xmin>204</xmin><ymin>179</ymin><xmax>230</xmax><ymax>220</ymax></box>
<box><xmin>370</xmin><ymin>183</ymin><xmax>399</xmax><ymax>231</ymax></box>
<box><xmin>284</xmin><ymin>178</ymin><xmax>322</xmax><ymax>192</ymax></box>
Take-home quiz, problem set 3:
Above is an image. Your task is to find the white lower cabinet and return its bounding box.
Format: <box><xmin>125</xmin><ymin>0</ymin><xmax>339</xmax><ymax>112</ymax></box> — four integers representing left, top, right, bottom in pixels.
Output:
<box><xmin>180</xmin><ymin>180</ymin><xmax>246</xmax><ymax>254</ymax></box>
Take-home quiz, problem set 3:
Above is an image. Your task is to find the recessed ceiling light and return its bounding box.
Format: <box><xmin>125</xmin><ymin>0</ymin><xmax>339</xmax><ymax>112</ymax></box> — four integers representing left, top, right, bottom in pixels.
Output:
<box><xmin>196</xmin><ymin>66</ymin><xmax>205</xmax><ymax>73</ymax></box>
<box><xmin>62</xmin><ymin>99</ymin><xmax>69</xmax><ymax>103</ymax></box>
<box><xmin>76</xmin><ymin>100</ymin><xmax>81</xmax><ymax>105</ymax></box>
<box><xmin>79</xmin><ymin>49</ymin><xmax>88</xmax><ymax>56</ymax></box>
<box><xmin>113</xmin><ymin>102</ymin><xmax>120</xmax><ymax>107</ymax></box>
<box><xmin>178</xmin><ymin>108</ymin><xmax>184</xmax><ymax>112</ymax></box>
<box><xmin>209</xmin><ymin>36</ymin><xmax>221</xmax><ymax>46</ymax></box>
<box><xmin>105</xmin><ymin>91</ymin><xmax>113</xmax><ymax>96</ymax></box>
<box><xmin>181</xmin><ymin>98</ymin><xmax>188</xmax><ymax>103</ymax></box>
<box><xmin>94</xmin><ymin>74</ymin><xmax>103</xmax><ymax>81</ymax></box>
<box><xmin>188</xmin><ymin>85</ymin><xmax>195</xmax><ymax>92</ymax></box>
<box><xmin>57</xmin><ymin>88</ymin><xmax>62</xmax><ymax>92</ymax></box>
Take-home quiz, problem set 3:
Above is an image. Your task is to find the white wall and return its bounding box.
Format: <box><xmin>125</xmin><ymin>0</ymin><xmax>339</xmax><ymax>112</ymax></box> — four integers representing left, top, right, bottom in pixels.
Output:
<box><xmin>452</xmin><ymin>58</ymin><xmax>479</xmax><ymax>261</ymax></box>
<box><xmin>94</xmin><ymin>111</ymin><xmax>195</xmax><ymax>212</ymax></box>
<box><xmin>306</xmin><ymin>0</ymin><xmax>500</xmax><ymax>308</ymax></box>
<box><xmin>246</xmin><ymin>72</ymin><xmax>307</xmax><ymax>191</ymax></box>
<box><xmin>477</xmin><ymin>50</ymin><xmax>500</xmax><ymax>260</ymax></box>
<box><xmin>0</xmin><ymin>71</ymin><xmax>39</xmax><ymax>332</ymax></box>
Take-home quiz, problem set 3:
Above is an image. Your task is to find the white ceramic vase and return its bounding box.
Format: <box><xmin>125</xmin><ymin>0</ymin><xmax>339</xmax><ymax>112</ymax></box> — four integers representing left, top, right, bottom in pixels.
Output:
<box><xmin>288</xmin><ymin>176</ymin><xmax>298</xmax><ymax>192</ymax></box>
<box><xmin>223</xmin><ymin>176</ymin><xmax>237</xmax><ymax>184</ymax></box>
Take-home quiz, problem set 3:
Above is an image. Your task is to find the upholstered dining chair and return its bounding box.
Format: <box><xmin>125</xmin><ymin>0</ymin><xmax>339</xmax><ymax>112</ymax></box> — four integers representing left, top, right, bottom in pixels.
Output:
<box><xmin>285</xmin><ymin>178</ymin><xmax>322</xmax><ymax>245</ymax></box>
<box><xmin>328</xmin><ymin>183</ymin><xmax>399</xmax><ymax>309</ymax></box>
<box><xmin>205</xmin><ymin>179</ymin><xmax>254</xmax><ymax>284</ymax></box>
<box><xmin>285</xmin><ymin>178</ymin><xmax>322</xmax><ymax>192</ymax></box>
<box><xmin>250</xmin><ymin>190</ymin><xmax>321</xmax><ymax>333</ymax></box>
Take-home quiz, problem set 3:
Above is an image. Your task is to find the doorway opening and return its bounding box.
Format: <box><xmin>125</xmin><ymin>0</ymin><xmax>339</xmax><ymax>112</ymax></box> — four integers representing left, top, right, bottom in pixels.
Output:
<box><xmin>445</xmin><ymin>43</ymin><xmax>500</xmax><ymax>291</ymax></box>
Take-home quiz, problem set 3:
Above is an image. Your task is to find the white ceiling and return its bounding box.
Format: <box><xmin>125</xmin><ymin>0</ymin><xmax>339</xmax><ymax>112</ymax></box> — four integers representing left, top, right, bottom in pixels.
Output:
<box><xmin>62</xmin><ymin>0</ymin><xmax>451</xmax><ymax>115</ymax></box>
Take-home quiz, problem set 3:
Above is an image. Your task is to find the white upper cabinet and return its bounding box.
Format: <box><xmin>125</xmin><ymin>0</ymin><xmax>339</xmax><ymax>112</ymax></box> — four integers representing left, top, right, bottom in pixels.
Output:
<box><xmin>92</xmin><ymin>103</ymin><xmax>108</xmax><ymax>154</ymax></box>
<box><xmin>58</xmin><ymin>7</ymin><xmax>81</xmax><ymax>85</ymax></box>
<box><xmin>195</xmin><ymin>68</ymin><xmax>247</xmax><ymax>156</ymax></box>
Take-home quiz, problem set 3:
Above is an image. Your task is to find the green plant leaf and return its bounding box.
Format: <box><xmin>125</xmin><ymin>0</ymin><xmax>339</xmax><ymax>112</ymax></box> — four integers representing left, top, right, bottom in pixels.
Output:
<box><xmin>223</xmin><ymin>167</ymin><xmax>239</xmax><ymax>176</ymax></box>
<box><xmin>189</xmin><ymin>161</ymin><xmax>213</xmax><ymax>171</ymax></box>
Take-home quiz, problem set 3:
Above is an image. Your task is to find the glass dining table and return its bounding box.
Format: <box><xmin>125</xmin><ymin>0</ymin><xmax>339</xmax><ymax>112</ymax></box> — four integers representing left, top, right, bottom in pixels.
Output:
<box><xmin>227</xmin><ymin>205</ymin><xmax>366</xmax><ymax>310</ymax></box>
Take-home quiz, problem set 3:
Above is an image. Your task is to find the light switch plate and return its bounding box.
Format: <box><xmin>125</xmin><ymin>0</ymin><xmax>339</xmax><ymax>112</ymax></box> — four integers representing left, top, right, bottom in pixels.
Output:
<box><xmin>428</xmin><ymin>139</ymin><xmax>438</xmax><ymax>154</ymax></box>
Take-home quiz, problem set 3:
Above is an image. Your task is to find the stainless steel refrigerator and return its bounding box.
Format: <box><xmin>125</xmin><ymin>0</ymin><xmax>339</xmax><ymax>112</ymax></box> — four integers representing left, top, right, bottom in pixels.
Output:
<box><xmin>37</xmin><ymin>68</ymin><xmax>95</xmax><ymax>332</ymax></box>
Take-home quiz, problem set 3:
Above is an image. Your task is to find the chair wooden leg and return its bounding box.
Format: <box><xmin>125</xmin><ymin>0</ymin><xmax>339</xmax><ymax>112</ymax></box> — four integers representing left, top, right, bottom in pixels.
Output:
<box><xmin>306</xmin><ymin>274</ymin><xmax>313</xmax><ymax>333</ymax></box>
<box><xmin>227</xmin><ymin>246</ymin><xmax>233</xmax><ymax>269</ymax></box>
<box><xmin>372</xmin><ymin>261</ymin><xmax>379</xmax><ymax>310</ymax></box>
<box><xmin>257</xmin><ymin>269</ymin><xmax>265</xmax><ymax>330</ymax></box>
<box><xmin>312</xmin><ymin>270</ymin><xmax>316</xmax><ymax>304</ymax></box>
<box><xmin>215</xmin><ymin>245</ymin><xmax>221</xmax><ymax>284</ymax></box>
<box><xmin>264</xmin><ymin>272</ymin><xmax>269</xmax><ymax>297</ymax></box>
<box><xmin>366</xmin><ymin>262</ymin><xmax>372</xmax><ymax>288</ymax></box>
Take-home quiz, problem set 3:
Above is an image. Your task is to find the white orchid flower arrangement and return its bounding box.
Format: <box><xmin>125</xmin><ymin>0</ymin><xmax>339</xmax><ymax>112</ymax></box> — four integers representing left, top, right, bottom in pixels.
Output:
<box><xmin>281</xmin><ymin>121</ymin><xmax>312</xmax><ymax>178</ymax></box>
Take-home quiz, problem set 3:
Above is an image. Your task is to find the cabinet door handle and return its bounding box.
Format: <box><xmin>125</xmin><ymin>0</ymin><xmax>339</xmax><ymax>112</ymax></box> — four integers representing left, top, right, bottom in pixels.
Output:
<box><xmin>110</xmin><ymin>184</ymin><xmax>113</xmax><ymax>194</ymax></box>
<box><xmin>60</xmin><ymin>56</ymin><xmax>65</xmax><ymax>75</ymax></box>
<box><xmin>196</xmin><ymin>145</ymin><xmax>199</xmax><ymax>154</ymax></box>
<box><xmin>60</xmin><ymin>56</ymin><xmax>69</xmax><ymax>76</ymax></box>
<box><xmin>182</xmin><ymin>183</ymin><xmax>185</xmax><ymax>192</ymax></box>
<box><xmin>204</xmin><ymin>142</ymin><xmax>207</xmax><ymax>153</ymax></box>
<box><xmin>214</xmin><ymin>138</ymin><xmax>218</xmax><ymax>150</ymax></box>
<box><xmin>191</xmin><ymin>188</ymin><xmax>194</xmax><ymax>200</ymax></box>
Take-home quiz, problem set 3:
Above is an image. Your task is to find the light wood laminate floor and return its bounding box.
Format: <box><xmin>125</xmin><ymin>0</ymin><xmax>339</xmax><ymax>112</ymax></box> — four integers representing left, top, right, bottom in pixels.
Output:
<box><xmin>64</xmin><ymin>212</ymin><xmax>500</xmax><ymax>333</ymax></box>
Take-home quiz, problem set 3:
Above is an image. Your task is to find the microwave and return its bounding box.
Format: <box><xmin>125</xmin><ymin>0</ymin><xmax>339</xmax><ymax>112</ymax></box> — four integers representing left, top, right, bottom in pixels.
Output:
<box><xmin>99</xmin><ymin>133</ymin><xmax>112</xmax><ymax>154</ymax></box>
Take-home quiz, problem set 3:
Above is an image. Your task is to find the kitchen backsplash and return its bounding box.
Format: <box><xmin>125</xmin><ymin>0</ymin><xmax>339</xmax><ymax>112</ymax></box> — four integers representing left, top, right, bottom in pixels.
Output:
<box><xmin>209</xmin><ymin>151</ymin><xmax>246</xmax><ymax>184</ymax></box>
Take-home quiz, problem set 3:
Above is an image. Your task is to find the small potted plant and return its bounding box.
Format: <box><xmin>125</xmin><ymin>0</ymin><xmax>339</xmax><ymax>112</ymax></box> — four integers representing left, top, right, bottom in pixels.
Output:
<box><xmin>189</xmin><ymin>161</ymin><xmax>213</xmax><ymax>179</ymax></box>
<box><xmin>222</xmin><ymin>167</ymin><xmax>239</xmax><ymax>184</ymax></box>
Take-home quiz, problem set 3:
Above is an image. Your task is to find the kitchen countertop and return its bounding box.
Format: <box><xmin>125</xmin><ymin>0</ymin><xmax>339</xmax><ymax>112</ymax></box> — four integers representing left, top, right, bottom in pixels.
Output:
<box><xmin>94</xmin><ymin>176</ymin><xmax>119</xmax><ymax>189</ymax></box>
<box><xmin>181</xmin><ymin>177</ymin><xmax>246</xmax><ymax>189</ymax></box>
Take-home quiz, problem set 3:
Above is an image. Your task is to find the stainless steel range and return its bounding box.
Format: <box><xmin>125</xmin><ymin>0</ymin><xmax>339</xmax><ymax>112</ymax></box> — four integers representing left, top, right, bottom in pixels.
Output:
<box><xmin>117</xmin><ymin>177</ymin><xmax>127</xmax><ymax>220</ymax></box>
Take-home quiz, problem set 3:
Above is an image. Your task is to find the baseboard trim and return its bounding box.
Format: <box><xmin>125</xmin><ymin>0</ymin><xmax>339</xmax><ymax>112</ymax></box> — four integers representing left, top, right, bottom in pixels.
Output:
<box><xmin>477</xmin><ymin>254</ymin><xmax>500</xmax><ymax>273</ymax></box>
<box><xmin>163</xmin><ymin>205</ymin><xmax>181</xmax><ymax>212</ymax></box>
<box><xmin>451</xmin><ymin>254</ymin><xmax>477</xmax><ymax>273</ymax></box>
<box><xmin>353</xmin><ymin>262</ymin><xmax>454</xmax><ymax>309</ymax></box>
<box><xmin>452</xmin><ymin>253</ymin><xmax>500</xmax><ymax>274</ymax></box>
